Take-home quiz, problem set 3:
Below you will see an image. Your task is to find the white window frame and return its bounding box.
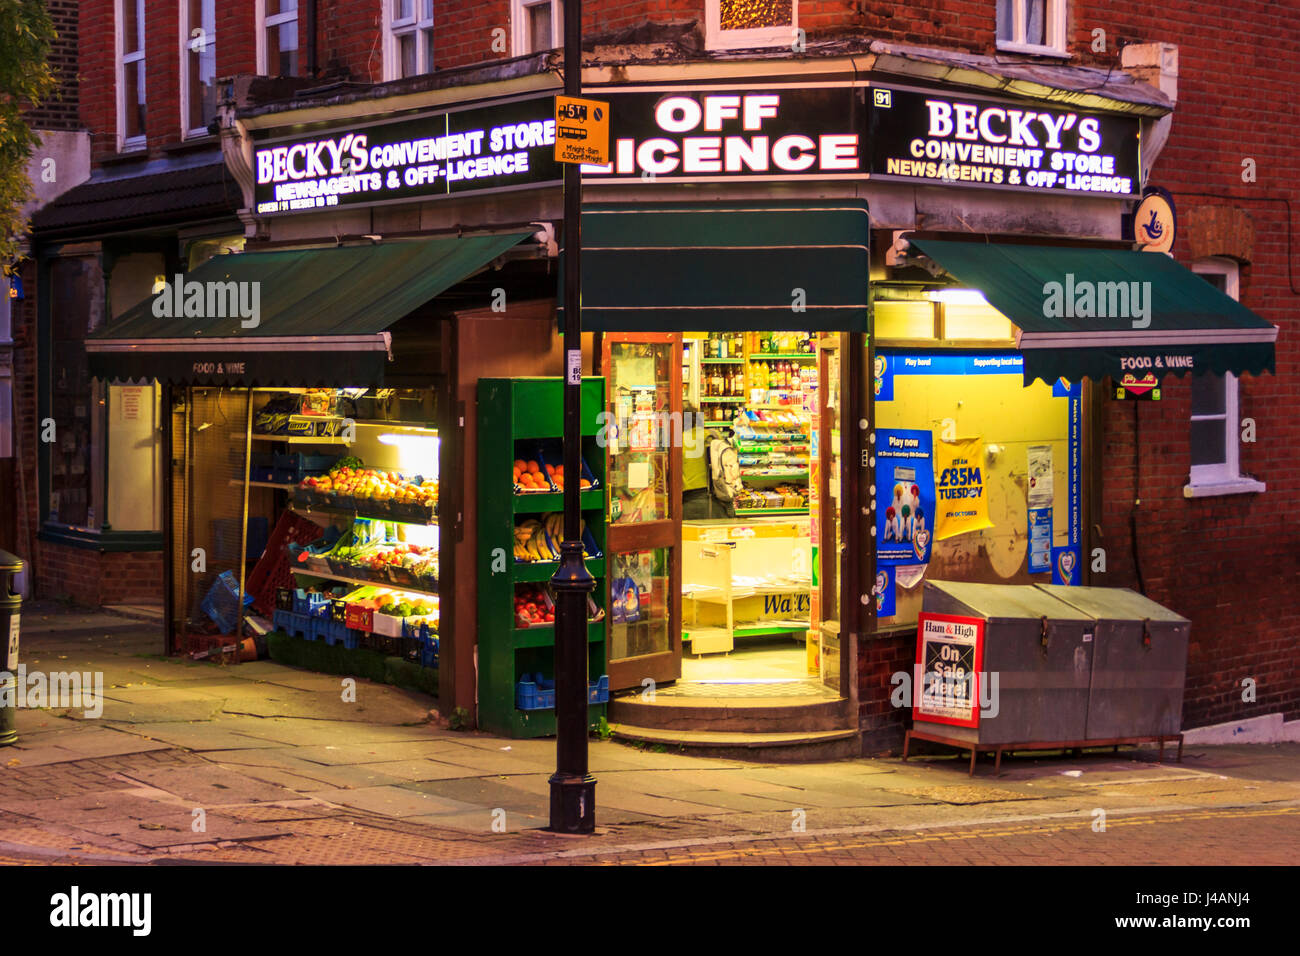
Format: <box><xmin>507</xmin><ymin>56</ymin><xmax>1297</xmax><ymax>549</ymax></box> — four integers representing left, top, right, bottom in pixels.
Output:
<box><xmin>383</xmin><ymin>0</ymin><xmax>435</xmax><ymax>81</ymax></box>
<box><xmin>257</xmin><ymin>1</ymin><xmax>299</xmax><ymax>76</ymax></box>
<box><xmin>511</xmin><ymin>0</ymin><xmax>563</xmax><ymax>56</ymax></box>
<box><xmin>116</xmin><ymin>0</ymin><xmax>147</xmax><ymax>151</ymax></box>
<box><xmin>705</xmin><ymin>0</ymin><xmax>799</xmax><ymax>51</ymax></box>
<box><xmin>996</xmin><ymin>0</ymin><xmax>1069</xmax><ymax>57</ymax></box>
<box><xmin>1184</xmin><ymin>258</ymin><xmax>1265</xmax><ymax>498</ymax></box>
<box><xmin>180</xmin><ymin>0</ymin><xmax>217</xmax><ymax>138</ymax></box>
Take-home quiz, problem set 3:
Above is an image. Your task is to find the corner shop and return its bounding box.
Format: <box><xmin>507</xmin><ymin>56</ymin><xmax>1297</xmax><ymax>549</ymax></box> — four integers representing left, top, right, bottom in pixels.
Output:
<box><xmin>82</xmin><ymin>63</ymin><xmax>1276</xmax><ymax>748</ymax></box>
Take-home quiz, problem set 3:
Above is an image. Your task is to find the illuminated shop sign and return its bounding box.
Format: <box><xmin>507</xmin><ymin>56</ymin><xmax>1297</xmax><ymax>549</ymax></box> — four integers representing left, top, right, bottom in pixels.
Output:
<box><xmin>252</xmin><ymin>94</ymin><xmax>562</xmax><ymax>215</ymax></box>
<box><xmin>581</xmin><ymin>86</ymin><xmax>864</xmax><ymax>181</ymax></box>
<box><xmin>867</xmin><ymin>86</ymin><xmax>1141</xmax><ymax>197</ymax></box>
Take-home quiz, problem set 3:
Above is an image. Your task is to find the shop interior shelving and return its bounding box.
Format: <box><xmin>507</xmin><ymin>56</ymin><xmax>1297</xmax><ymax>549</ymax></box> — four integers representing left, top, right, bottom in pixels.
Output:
<box><xmin>477</xmin><ymin>376</ymin><xmax>608</xmax><ymax>739</ymax></box>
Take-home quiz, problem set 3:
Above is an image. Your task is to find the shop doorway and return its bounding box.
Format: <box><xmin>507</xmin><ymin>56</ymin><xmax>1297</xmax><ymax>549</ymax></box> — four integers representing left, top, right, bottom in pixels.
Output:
<box><xmin>600</xmin><ymin>330</ymin><xmax>843</xmax><ymax>701</ymax></box>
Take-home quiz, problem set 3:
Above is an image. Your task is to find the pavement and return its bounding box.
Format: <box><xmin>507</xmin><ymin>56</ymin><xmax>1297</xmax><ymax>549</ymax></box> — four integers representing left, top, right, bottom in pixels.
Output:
<box><xmin>1</xmin><ymin>601</ymin><xmax>1297</xmax><ymax>866</ymax></box>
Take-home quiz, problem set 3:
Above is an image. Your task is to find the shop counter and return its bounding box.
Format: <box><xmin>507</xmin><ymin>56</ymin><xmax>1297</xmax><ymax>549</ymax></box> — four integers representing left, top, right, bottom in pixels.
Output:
<box><xmin>681</xmin><ymin>517</ymin><xmax>813</xmax><ymax>655</ymax></box>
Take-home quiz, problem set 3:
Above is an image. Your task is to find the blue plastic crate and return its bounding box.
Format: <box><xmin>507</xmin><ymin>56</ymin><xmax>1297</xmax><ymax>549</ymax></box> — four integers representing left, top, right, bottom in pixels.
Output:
<box><xmin>516</xmin><ymin>674</ymin><xmax>607</xmax><ymax>710</ymax></box>
<box><xmin>293</xmin><ymin>588</ymin><xmax>330</xmax><ymax>616</ymax></box>
<box><xmin>272</xmin><ymin>608</ymin><xmax>292</xmax><ymax>633</ymax></box>
<box><xmin>199</xmin><ymin>570</ymin><xmax>255</xmax><ymax>634</ymax></box>
<box><xmin>279</xmin><ymin>611</ymin><xmax>311</xmax><ymax>639</ymax></box>
<box><xmin>515</xmin><ymin>680</ymin><xmax>556</xmax><ymax>711</ymax></box>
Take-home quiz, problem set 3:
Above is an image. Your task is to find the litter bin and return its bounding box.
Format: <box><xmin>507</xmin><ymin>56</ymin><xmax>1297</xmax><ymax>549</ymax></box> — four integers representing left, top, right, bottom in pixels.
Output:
<box><xmin>0</xmin><ymin>549</ymin><xmax>23</xmax><ymax>747</ymax></box>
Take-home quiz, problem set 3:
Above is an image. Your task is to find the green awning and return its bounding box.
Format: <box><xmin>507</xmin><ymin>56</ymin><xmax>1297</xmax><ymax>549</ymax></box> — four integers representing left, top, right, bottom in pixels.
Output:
<box><xmin>86</xmin><ymin>234</ymin><xmax>530</xmax><ymax>386</ymax></box>
<box><xmin>908</xmin><ymin>238</ymin><xmax>1277</xmax><ymax>384</ymax></box>
<box><xmin>558</xmin><ymin>200</ymin><xmax>870</xmax><ymax>332</ymax></box>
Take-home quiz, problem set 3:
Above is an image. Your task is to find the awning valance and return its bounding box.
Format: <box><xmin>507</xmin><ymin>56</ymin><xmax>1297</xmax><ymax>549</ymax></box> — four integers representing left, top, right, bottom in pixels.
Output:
<box><xmin>558</xmin><ymin>200</ymin><xmax>870</xmax><ymax>332</ymax></box>
<box><xmin>907</xmin><ymin>238</ymin><xmax>1277</xmax><ymax>384</ymax></box>
<box><xmin>86</xmin><ymin>233</ymin><xmax>531</xmax><ymax>386</ymax></box>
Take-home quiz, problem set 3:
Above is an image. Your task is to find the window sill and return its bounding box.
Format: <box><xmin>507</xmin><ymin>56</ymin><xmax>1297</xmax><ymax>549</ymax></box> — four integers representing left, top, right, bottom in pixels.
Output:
<box><xmin>38</xmin><ymin>524</ymin><xmax>164</xmax><ymax>552</ymax></box>
<box><xmin>995</xmin><ymin>40</ymin><xmax>1072</xmax><ymax>59</ymax></box>
<box><xmin>163</xmin><ymin>135</ymin><xmax>219</xmax><ymax>155</ymax></box>
<box><xmin>1183</xmin><ymin>477</ymin><xmax>1266</xmax><ymax>499</ymax></box>
<box><xmin>705</xmin><ymin>28</ymin><xmax>798</xmax><ymax>51</ymax></box>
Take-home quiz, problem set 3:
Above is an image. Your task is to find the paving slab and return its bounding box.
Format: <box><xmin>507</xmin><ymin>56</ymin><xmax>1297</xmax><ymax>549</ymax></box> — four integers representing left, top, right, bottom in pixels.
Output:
<box><xmin>357</xmin><ymin>758</ymin><xmax>495</xmax><ymax>782</ymax></box>
<box><xmin>302</xmin><ymin>785</ymin><xmax>483</xmax><ymax>818</ymax></box>
<box><xmin>218</xmin><ymin>763</ymin><xmax>355</xmax><ymax>794</ymax></box>
<box><xmin>25</xmin><ymin>727</ymin><xmax>173</xmax><ymax>759</ymax></box>
<box><xmin>290</xmin><ymin>740</ymin><xmax>477</xmax><ymax>766</ymax></box>
<box><xmin>97</xmin><ymin>695</ymin><xmax>227</xmax><ymax>724</ymax></box>
<box><xmin>403</xmin><ymin>777</ymin><xmax>552</xmax><ymax>813</ymax></box>
<box><xmin>113</xmin><ymin>764</ymin><xmax>303</xmax><ymax>805</ymax></box>
<box><xmin>224</xmin><ymin>719</ymin><xmax>438</xmax><ymax>746</ymax></box>
<box><xmin>100</xmin><ymin>721</ymin><xmax>277</xmax><ymax>752</ymax></box>
<box><xmin>70</xmin><ymin>808</ymin><xmax>287</xmax><ymax>849</ymax></box>
<box><xmin>587</xmin><ymin>786</ymin><xmax>734</xmax><ymax>818</ymax></box>
<box><xmin>405</xmin><ymin>810</ymin><xmax>551</xmax><ymax>833</ymax></box>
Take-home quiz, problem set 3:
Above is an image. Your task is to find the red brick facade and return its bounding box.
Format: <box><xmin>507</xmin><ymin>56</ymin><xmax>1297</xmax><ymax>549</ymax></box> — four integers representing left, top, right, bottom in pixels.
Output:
<box><xmin>21</xmin><ymin>0</ymin><xmax>1299</xmax><ymax>731</ymax></box>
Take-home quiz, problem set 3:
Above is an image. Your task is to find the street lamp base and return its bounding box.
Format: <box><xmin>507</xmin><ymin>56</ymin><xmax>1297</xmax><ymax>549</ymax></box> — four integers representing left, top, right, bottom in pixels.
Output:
<box><xmin>547</xmin><ymin>773</ymin><xmax>597</xmax><ymax>834</ymax></box>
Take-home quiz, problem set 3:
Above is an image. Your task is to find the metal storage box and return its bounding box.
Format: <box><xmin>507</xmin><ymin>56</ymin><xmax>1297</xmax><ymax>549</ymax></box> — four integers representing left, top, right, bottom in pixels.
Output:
<box><xmin>1036</xmin><ymin>585</ymin><xmax>1189</xmax><ymax>739</ymax></box>
<box><xmin>920</xmin><ymin>580</ymin><xmax>1094</xmax><ymax>745</ymax></box>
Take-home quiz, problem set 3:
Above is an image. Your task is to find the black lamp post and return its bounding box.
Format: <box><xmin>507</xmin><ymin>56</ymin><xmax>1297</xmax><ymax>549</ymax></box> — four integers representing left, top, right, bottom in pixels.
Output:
<box><xmin>548</xmin><ymin>0</ymin><xmax>597</xmax><ymax>834</ymax></box>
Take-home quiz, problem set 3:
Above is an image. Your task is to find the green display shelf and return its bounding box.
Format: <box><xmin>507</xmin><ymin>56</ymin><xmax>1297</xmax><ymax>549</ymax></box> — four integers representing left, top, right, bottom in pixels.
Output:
<box><xmin>477</xmin><ymin>377</ymin><xmax>609</xmax><ymax>739</ymax></box>
<box><xmin>511</xmin><ymin>557</ymin><xmax>606</xmax><ymax>583</ymax></box>
<box><xmin>749</xmin><ymin>353</ymin><xmax>817</xmax><ymax>361</ymax></box>
<box><xmin>512</xmin><ymin>488</ymin><xmax>605</xmax><ymax>513</ymax></box>
<box><xmin>511</xmin><ymin>620</ymin><xmax>607</xmax><ymax>649</ymax></box>
<box><xmin>734</xmin><ymin>508</ymin><xmax>810</xmax><ymax>516</ymax></box>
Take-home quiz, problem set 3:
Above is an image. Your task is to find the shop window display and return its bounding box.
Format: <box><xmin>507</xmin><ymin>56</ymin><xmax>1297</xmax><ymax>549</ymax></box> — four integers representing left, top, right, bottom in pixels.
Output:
<box><xmin>174</xmin><ymin>385</ymin><xmax>441</xmax><ymax>667</ymax></box>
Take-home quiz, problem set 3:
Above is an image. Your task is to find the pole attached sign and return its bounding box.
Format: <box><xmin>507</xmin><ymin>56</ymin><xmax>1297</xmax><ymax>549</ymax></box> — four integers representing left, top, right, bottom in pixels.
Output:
<box><xmin>555</xmin><ymin>96</ymin><xmax>611</xmax><ymax>166</ymax></box>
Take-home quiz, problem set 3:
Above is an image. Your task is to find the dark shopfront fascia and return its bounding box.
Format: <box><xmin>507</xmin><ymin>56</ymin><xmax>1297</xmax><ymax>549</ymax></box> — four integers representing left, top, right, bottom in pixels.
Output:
<box><xmin>25</xmin><ymin>157</ymin><xmax>243</xmax><ymax>610</ymax></box>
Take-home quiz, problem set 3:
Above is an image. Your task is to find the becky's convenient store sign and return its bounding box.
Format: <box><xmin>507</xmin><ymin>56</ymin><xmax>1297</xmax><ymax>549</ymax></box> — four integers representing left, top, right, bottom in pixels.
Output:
<box><xmin>252</xmin><ymin>93</ymin><xmax>562</xmax><ymax>215</ymax></box>
<box><xmin>867</xmin><ymin>86</ymin><xmax>1141</xmax><ymax>197</ymax></box>
<box><xmin>250</xmin><ymin>83</ymin><xmax>1142</xmax><ymax>215</ymax></box>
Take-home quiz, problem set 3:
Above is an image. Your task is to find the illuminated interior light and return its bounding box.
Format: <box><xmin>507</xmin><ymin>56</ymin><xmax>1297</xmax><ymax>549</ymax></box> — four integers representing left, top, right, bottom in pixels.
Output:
<box><xmin>927</xmin><ymin>288</ymin><xmax>989</xmax><ymax>305</ymax></box>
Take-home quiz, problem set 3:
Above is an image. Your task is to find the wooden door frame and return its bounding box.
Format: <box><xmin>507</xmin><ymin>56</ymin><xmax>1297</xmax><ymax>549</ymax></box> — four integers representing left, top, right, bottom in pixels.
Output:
<box><xmin>598</xmin><ymin>332</ymin><xmax>683</xmax><ymax>690</ymax></box>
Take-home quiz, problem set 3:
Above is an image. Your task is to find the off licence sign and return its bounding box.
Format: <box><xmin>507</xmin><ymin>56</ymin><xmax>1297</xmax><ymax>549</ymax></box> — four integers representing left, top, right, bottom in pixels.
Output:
<box><xmin>555</xmin><ymin>95</ymin><xmax>610</xmax><ymax>165</ymax></box>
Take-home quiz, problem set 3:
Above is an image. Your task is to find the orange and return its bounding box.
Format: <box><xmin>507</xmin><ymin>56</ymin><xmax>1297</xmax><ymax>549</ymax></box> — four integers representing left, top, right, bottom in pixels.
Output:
<box><xmin>527</xmin><ymin>460</ymin><xmax>540</xmax><ymax>474</ymax></box>
<box><xmin>545</xmin><ymin>464</ymin><xmax>556</xmax><ymax>477</ymax></box>
<box><xmin>513</xmin><ymin>459</ymin><xmax>526</xmax><ymax>472</ymax></box>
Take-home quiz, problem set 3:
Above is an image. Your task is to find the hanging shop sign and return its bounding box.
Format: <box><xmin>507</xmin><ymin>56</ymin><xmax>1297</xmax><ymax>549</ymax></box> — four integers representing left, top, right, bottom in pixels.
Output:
<box><xmin>581</xmin><ymin>85</ymin><xmax>864</xmax><ymax>182</ymax></box>
<box><xmin>934</xmin><ymin>436</ymin><xmax>994</xmax><ymax>540</ymax></box>
<box><xmin>876</xmin><ymin>428</ymin><xmax>935</xmax><ymax>566</ymax></box>
<box><xmin>1130</xmin><ymin>186</ymin><xmax>1177</xmax><ymax>253</ymax></box>
<box><xmin>915</xmin><ymin>612</ymin><xmax>985</xmax><ymax>727</ymax></box>
<box><xmin>252</xmin><ymin>93</ymin><xmax>562</xmax><ymax>215</ymax></box>
<box><xmin>867</xmin><ymin>85</ymin><xmax>1141</xmax><ymax>198</ymax></box>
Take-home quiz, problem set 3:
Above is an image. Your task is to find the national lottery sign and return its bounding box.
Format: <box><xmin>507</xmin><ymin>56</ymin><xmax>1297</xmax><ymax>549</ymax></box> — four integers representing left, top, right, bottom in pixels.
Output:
<box><xmin>252</xmin><ymin>93</ymin><xmax>563</xmax><ymax>215</ymax></box>
<box><xmin>867</xmin><ymin>85</ymin><xmax>1141</xmax><ymax>198</ymax></box>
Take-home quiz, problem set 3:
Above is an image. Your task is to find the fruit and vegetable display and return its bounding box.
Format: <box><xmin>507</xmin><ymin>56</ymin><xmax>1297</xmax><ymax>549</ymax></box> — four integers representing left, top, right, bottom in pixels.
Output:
<box><xmin>512</xmin><ymin>513</ymin><xmax>594</xmax><ymax>562</ymax></box>
<box><xmin>330</xmin><ymin>539</ymin><xmax>439</xmax><ymax>583</ymax></box>
<box><xmin>513</xmin><ymin>458</ymin><xmax>593</xmax><ymax>494</ymax></box>
<box><xmin>513</xmin><ymin>583</ymin><xmax>604</xmax><ymax>628</ymax></box>
<box><xmin>514</xmin><ymin>584</ymin><xmax>555</xmax><ymax>626</ymax></box>
<box><xmin>302</xmin><ymin>463</ymin><xmax>438</xmax><ymax>506</ymax></box>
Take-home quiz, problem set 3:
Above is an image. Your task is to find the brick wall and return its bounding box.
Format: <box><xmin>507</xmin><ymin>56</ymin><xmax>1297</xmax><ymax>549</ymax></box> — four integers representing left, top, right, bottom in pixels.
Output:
<box><xmin>36</xmin><ymin>542</ymin><xmax>164</xmax><ymax>606</ymax></box>
<box><xmin>26</xmin><ymin>0</ymin><xmax>81</xmax><ymax>131</ymax></box>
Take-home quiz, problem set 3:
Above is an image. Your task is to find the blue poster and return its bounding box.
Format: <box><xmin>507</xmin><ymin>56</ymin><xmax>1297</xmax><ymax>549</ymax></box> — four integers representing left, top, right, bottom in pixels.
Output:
<box><xmin>1028</xmin><ymin>507</ymin><xmax>1052</xmax><ymax>573</ymax></box>
<box><xmin>876</xmin><ymin>428</ymin><xmax>935</xmax><ymax>566</ymax></box>
<box><xmin>1051</xmin><ymin>545</ymin><xmax>1081</xmax><ymax>585</ymax></box>
<box><xmin>873</xmin><ymin>566</ymin><xmax>895</xmax><ymax>618</ymax></box>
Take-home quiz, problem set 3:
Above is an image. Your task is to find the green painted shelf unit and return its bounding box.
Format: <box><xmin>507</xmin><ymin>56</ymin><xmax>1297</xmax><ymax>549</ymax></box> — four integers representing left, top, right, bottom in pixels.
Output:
<box><xmin>477</xmin><ymin>377</ymin><xmax>608</xmax><ymax>739</ymax></box>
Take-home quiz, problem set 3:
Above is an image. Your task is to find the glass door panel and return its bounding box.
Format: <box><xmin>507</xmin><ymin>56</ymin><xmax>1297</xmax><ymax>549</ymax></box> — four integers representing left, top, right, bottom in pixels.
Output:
<box><xmin>602</xmin><ymin>333</ymin><xmax>682</xmax><ymax>690</ymax></box>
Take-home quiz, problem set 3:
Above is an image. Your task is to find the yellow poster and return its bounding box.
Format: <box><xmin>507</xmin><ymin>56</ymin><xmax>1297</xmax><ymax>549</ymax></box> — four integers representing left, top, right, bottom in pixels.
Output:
<box><xmin>935</xmin><ymin>437</ymin><xmax>994</xmax><ymax>540</ymax></box>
